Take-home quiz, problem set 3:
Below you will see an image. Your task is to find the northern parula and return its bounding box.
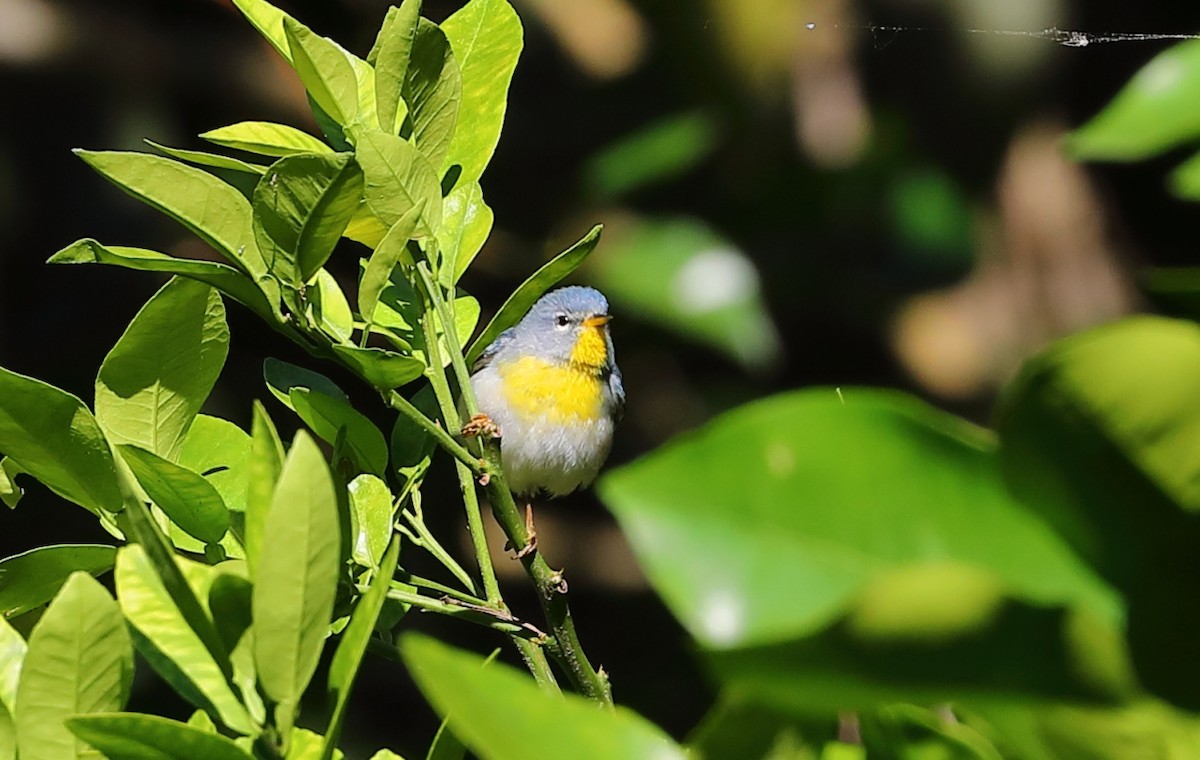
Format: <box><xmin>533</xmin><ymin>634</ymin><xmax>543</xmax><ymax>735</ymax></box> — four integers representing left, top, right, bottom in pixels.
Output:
<box><xmin>468</xmin><ymin>286</ymin><xmax>624</xmax><ymax>553</ymax></box>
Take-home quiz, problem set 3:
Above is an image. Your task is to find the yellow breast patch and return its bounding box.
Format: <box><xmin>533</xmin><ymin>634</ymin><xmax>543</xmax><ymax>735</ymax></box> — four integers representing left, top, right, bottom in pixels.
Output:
<box><xmin>500</xmin><ymin>356</ymin><xmax>604</xmax><ymax>423</ymax></box>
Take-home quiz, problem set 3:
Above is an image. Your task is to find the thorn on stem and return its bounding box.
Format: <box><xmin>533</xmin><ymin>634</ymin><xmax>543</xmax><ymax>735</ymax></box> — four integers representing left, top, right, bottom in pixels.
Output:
<box><xmin>549</xmin><ymin>569</ymin><xmax>568</xmax><ymax>594</ymax></box>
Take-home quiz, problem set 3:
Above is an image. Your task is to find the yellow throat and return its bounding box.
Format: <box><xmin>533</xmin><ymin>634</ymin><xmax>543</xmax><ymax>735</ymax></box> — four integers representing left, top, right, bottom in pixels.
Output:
<box><xmin>500</xmin><ymin>323</ymin><xmax>609</xmax><ymax>423</ymax></box>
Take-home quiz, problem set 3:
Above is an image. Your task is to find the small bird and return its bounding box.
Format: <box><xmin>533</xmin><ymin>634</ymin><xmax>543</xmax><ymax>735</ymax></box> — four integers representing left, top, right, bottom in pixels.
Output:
<box><xmin>467</xmin><ymin>286</ymin><xmax>624</xmax><ymax>557</ymax></box>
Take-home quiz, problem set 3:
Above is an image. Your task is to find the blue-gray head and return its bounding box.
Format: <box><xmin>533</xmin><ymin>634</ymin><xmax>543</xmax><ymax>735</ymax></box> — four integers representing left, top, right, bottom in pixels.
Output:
<box><xmin>513</xmin><ymin>286</ymin><xmax>614</xmax><ymax>370</ymax></box>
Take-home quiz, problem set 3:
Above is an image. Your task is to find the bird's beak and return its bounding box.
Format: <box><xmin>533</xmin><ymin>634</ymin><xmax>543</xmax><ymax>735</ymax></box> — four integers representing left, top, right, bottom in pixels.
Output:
<box><xmin>582</xmin><ymin>314</ymin><xmax>612</xmax><ymax>328</ymax></box>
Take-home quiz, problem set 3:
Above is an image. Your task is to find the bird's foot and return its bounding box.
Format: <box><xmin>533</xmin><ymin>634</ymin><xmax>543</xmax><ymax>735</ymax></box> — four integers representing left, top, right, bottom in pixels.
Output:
<box><xmin>461</xmin><ymin>413</ymin><xmax>501</xmax><ymax>439</ymax></box>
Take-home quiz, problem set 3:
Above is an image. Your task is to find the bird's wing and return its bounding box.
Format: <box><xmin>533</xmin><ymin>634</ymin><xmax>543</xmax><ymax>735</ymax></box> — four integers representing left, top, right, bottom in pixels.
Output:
<box><xmin>471</xmin><ymin>328</ymin><xmax>516</xmax><ymax>373</ymax></box>
<box><xmin>607</xmin><ymin>365</ymin><xmax>626</xmax><ymax>423</ymax></box>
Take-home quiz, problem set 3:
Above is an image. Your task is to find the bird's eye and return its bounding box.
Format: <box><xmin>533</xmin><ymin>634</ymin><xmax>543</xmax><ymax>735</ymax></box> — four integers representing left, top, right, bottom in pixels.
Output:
<box><xmin>554</xmin><ymin>314</ymin><xmax>570</xmax><ymax>328</ymax></box>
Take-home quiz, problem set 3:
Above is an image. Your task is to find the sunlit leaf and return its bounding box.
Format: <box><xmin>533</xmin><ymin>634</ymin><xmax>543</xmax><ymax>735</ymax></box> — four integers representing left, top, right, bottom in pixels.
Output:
<box><xmin>244</xmin><ymin>401</ymin><xmax>285</xmax><ymax>579</ymax></box>
<box><xmin>67</xmin><ymin>714</ymin><xmax>253</xmax><ymax>760</ymax></box>
<box><xmin>119</xmin><ymin>445</ymin><xmax>230</xmax><ymax>545</ymax></box>
<box><xmin>360</xmin><ymin>204</ymin><xmax>424</xmax><ymax>330</ymax></box>
<box><xmin>357</xmin><ymin>130</ymin><xmax>442</xmax><ymax>237</ymax></box>
<box><xmin>403</xmin><ymin>19</ymin><xmax>461</xmax><ymax>170</ymax></box>
<box><xmin>285</xmin><ymin>18</ymin><xmax>359</xmax><ymax>127</ymax></box>
<box><xmin>332</xmin><ymin>345</ymin><xmax>425</xmax><ymax>391</ymax></box>
<box><xmin>402</xmin><ymin>635</ymin><xmax>687</xmax><ymax>760</ymax></box>
<box><xmin>201</xmin><ymin>122</ymin><xmax>332</xmax><ymax>158</ymax></box>
<box><xmin>14</xmin><ymin>573</ymin><xmax>133</xmax><ymax>760</ymax></box>
<box><xmin>371</xmin><ymin>0</ymin><xmax>420</xmax><ymax>135</ymax></box>
<box><xmin>309</xmin><ymin>269</ymin><xmax>355</xmax><ymax>343</ymax></box>
<box><xmin>289</xmin><ymin>388</ymin><xmax>389</xmax><ymax>477</ymax></box>
<box><xmin>438</xmin><ymin>181</ymin><xmax>493</xmax><ymax>286</ymax></box>
<box><xmin>347</xmin><ymin>475</ymin><xmax>396</xmax><ymax>568</ymax></box>
<box><xmin>178</xmin><ymin>415</ymin><xmax>252</xmax><ymax>515</ymax></box>
<box><xmin>96</xmin><ymin>278</ymin><xmax>228</xmax><ymax>462</ymax></box>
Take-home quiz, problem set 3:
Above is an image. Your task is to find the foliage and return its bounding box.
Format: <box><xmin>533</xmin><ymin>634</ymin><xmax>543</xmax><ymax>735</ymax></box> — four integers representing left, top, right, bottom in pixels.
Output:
<box><xmin>1</xmin><ymin>2</ymin><xmax>1199</xmax><ymax>759</ymax></box>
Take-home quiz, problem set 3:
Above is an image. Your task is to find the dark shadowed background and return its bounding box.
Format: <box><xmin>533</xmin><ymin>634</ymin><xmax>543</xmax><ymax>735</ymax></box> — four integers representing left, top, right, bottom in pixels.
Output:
<box><xmin>2</xmin><ymin>0</ymin><xmax>1198</xmax><ymax>755</ymax></box>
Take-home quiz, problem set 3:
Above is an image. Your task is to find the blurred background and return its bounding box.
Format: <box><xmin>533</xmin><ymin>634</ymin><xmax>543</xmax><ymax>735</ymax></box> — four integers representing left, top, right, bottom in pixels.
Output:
<box><xmin>2</xmin><ymin>0</ymin><xmax>1199</xmax><ymax>755</ymax></box>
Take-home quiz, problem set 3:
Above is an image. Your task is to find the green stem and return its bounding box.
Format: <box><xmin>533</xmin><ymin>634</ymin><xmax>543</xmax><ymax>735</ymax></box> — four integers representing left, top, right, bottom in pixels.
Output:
<box><xmin>416</xmin><ymin>263</ymin><xmax>479</xmax><ymax>419</ymax></box>
<box><xmin>385</xmin><ymin>390</ymin><xmax>481</xmax><ymax>474</ymax></box>
<box><xmin>400</xmin><ymin>508</ymin><xmax>477</xmax><ymax>594</ymax></box>
<box><xmin>398</xmin><ymin>570</ymin><xmax>485</xmax><ymax>606</ymax></box>
<box><xmin>481</xmin><ymin>441</ymin><xmax>613</xmax><ymax>705</ymax></box>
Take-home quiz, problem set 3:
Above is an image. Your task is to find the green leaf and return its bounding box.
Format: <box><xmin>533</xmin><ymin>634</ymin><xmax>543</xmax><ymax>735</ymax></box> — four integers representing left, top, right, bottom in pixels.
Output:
<box><xmin>264</xmin><ymin>358</ymin><xmax>349</xmax><ymax>408</ymax></box>
<box><xmin>201</xmin><ymin>122</ymin><xmax>332</xmax><ymax>158</ymax></box>
<box><xmin>244</xmin><ymin>401</ymin><xmax>285</xmax><ymax>580</ymax></box>
<box><xmin>466</xmin><ymin>224</ymin><xmax>602</xmax><ymax>364</ymax></box>
<box><xmin>1069</xmin><ymin>40</ymin><xmax>1200</xmax><ymax>161</ymax></box>
<box><xmin>686</xmin><ymin>697</ymin><xmax>827</xmax><ymax>760</ymax></box>
<box><xmin>252</xmin><ymin>432</ymin><xmax>341</xmax><ymax>733</ymax></box>
<box><xmin>371</xmin><ymin>1</ymin><xmax>420</xmax><ymax>134</ymax></box>
<box><xmin>360</xmin><ymin>204</ymin><xmax>424</xmax><ymax>330</ymax></box>
<box><xmin>321</xmin><ymin>537</ymin><xmax>400</xmax><ymax>760</ymax></box>
<box><xmin>74</xmin><ymin>151</ymin><xmax>270</xmax><ymax>284</ymax></box>
<box><xmin>356</xmin><ymin>130</ymin><xmax>442</xmax><ymax>237</ymax></box>
<box><xmin>426</xmin><ymin>722</ymin><xmax>466</xmax><ymax>760</ymax></box>
<box><xmin>332</xmin><ymin>345</ymin><xmax>425</xmax><ymax>391</ymax></box>
<box><xmin>591</xmin><ymin>216</ymin><xmax>781</xmax><ymax>371</ymax></box>
<box><xmin>347</xmin><ymin>475</ymin><xmax>397</xmax><ymax>568</ymax></box>
<box><xmin>402</xmin><ymin>635</ymin><xmax>688</xmax><ymax>760</ymax></box>
<box><xmin>441</xmin><ymin>0</ymin><xmax>523</xmax><ymax>186</ymax></box>
<box><xmin>437</xmin><ymin>181</ymin><xmax>492</xmax><ymax>286</ymax></box>
<box><xmin>49</xmin><ymin>240</ymin><xmax>277</xmax><ymax>323</ymax></box>
<box><xmin>229</xmin><ymin>0</ymin><xmax>295</xmax><ymax>63</ymax></box>
<box><xmin>119</xmin><ymin>445</ymin><xmax>230</xmax><ymax>544</ymax></box>
<box><xmin>859</xmin><ymin>705</ymin><xmax>1002</xmax><ymax>760</ymax></box>
<box><xmin>285</xmin><ymin>18</ymin><xmax>359</xmax><ymax>127</ymax></box>
<box><xmin>114</xmin><ymin>545</ymin><xmax>253</xmax><ymax>734</ymax></box>
<box><xmin>0</xmin><ymin>545</ymin><xmax>116</xmax><ymax>619</ymax></box>
<box><xmin>285</xmin><ymin>727</ymin><xmax>343</xmax><ymax>759</ymax></box>
<box><xmin>309</xmin><ymin>269</ymin><xmax>355</xmax><ymax>343</ymax></box>
<box><xmin>371</xmin><ymin>751</ymin><xmax>407</xmax><ymax>760</ymax></box>
<box><xmin>390</xmin><ymin>386</ymin><xmax>438</xmax><ymax>479</ymax></box>
<box><xmin>706</xmin><ymin>561</ymin><xmax>1131</xmax><ymax>713</ymax></box>
<box><xmin>1170</xmin><ymin>149</ymin><xmax>1200</xmax><ymax>202</ymax></box>
<box><xmin>404</xmin><ymin>19</ymin><xmax>461</xmax><ymax>170</ymax></box>
<box><xmin>95</xmin><ymin>277</ymin><xmax>228</xmax><ymax>461</ymax></box>
<box><xmin>599</xmin><ymin>388</ymin><xmax>1119</xmax><ymax>649</ymax></box>
<box><xmin>14</xmin><ymin>573</ymin><xmax>133</xmax><ymax>760</ymax></box>
<box><xmin>0</xmin><ymin>366</ymin><xmax>122</xmax><ymax>513</ymax></box>
<box><xmin>145</xmin><ymin>140</ymin><xmax>266</xmax><ymax>198</ymax></box>
<box><xmin>178</xmin><ymin>415</ymin><xmax>252</xmax><ymax>515</ymax></box>
<box><xmin>253</xmin><ymin>152</ymin><xmax>364</xmax><ymax>287</ymax></box>
<box><xmin>67</xmin><ymin>714</ymin><xmax>254</xmax><ymax>760</ymax></box>
<box><xmin>0</xmin><ymin>458</ymin><xmax>22</xmax><ymax>509</ymax></box>
<box><xmin>996</xmin><ymin>316</ymin><xmax>1200</xmax><ymax>709</ymax></box>
<box><xmin>0</xmin><ymin>617</ymin><xmax>24</xmax><ymax>714</ymax></box>
<box><xmin>289</xmin><ymin>388</ymin><xmax>389</xmax><ymax>478</ymax></box>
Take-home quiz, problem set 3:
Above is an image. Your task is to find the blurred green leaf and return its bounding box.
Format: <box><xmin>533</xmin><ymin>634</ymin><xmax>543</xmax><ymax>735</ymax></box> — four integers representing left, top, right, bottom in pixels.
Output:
<box><xmin>888</xmin><ymin>168</ymin><xmax>974</xmax><ymax>268</ymax></box>
<box><xmin>14</xmin><ymin>573</ymin><xmax>132</xmax><ymax>760</ymax></box>
<box><xmin>348</xmin><ymin>475</ymin><xmax>397</xmax><ymax>568</ymax></box>
<box><xmin>309</xmin><ymin>269</ymin><xmax>355</xmax><ymax>343</ymax></box>
<box><xmin>201</xmin><ymin>122</ymin><xmax>332</xmax><ymax>158</ymax></box>
<box><xmin>859</xmin><ymin>705</ymin><xmax>1002</xmax><ymax>760</ymax></box>
<box><xmin>0</xmin><ymin>618</ymin><xmax>21</xmax><ymax>760</ymax></box>
<box><xmin>404</xmin><ymin>19</ymin><xmax>461</xmax><ymax>170</ymax></box>
<box><xmin>997</xmin><ymin>316</ymin><xmax>1200</xmax><ymax>708</ymax></box>
<box><xmin>0</xmin><ymin>366</ymin><xmax>122</xmax><ymax>513</ymax></box>
<box><xmin>1142</xmin><ymin>267</ymin><xmax>1200</xmax><ymax>320</ymax></box>
<box><xmin>592</xmin><ymin>217</ymin><xmax>780</xmax><ymax>371</ymax></box>
<box><xmin>179</xmin><ymin>415</ymin><xmax>251</xmax><ymax>515</ymax></box>
<box><xmin>426</xmin><ymin>721</ymin><xmax>467</xmax><ymax>760</ymax></box>
<box><xmin>1069</xmin><ymin>40</ymin><xmax>1200</xmax><ymax>161</ymax></box>
<box><xmin>357</xmin><ymin>130</ymin><xmax>442</xmax><ymax>237</ymax></box>
<box><xmin>687</xmin><ymin>697</ymin><xmax>828</xmax><ymax>760</ymax></box>
<box><xmin>253</xmin><ymin>153</ymin><xmax>363</xmax><ymax>287</ymax></box>
<box><xmin>252</xmin><ymin>432</ymin><xmax>340</xmax><ymax>734</ymax></box>
<box><xmin>441</xmin><ymin>0</ymin><xmax>523</xmax><ymax>187</ymax></box>
<box><xmin>402</xmin><ymin>634</ymin><xmax>688</xmax><ymax>760</ymax></box>
<box><xmin>49</xmin><ymin>240</ymin><xmax>277</xmax><ymax>323</ymax></box>
<box><xmin>600</xmin><ymin>389</ymin><xmax>1119</xmax><ymax>648</ymax></box>
<box><xmin>0</xmin><ymin>545</ymin><xmax>116</xmax><ymax>619</ymax></box>
<box><xmin>322</xmin><ymin>537</ymin><xmax>400</xmax><ymax>760</ymax></box>
<box><xmin>289</xmin><ymin>388</ymin><xmax>389</xmax><ymax>477</ymax></box>
<box><xmin>244</xmin><ymin>401</ymin><xmax>285</xmax><ymax>579</ymax></box>
<box><xmin>332</xmin><ymin>345</ymin><xmax>425</xmax><ymax>390</ymax></box>
<box><xmin>583</xmin><ymin>111</ymin><xmax>718</xmax><ymax>201</ymax></box>
<box><xmin>119</xmin><ymin>445</ymin><xmax>230</xmax><ymax>545</ymax></box>
<box><xmin>115</xmin><ymin>545</ymin><xmax>253</xmax><ymax>734</ymax></box>
<box><xmin>371</xmin><ymin>0</ymin><xmax>420</xmax><ymax>134</ymax></box>
<box><xmin>67</xmin><ymin>714</ymin><xmax>254</xmax><ymax>760</ymax></box>
<box><xmin>96</xmin><ymin>278</ymin><xmax>228</xmax><ymax>462</ymax></box>
<box><xmin>466</xmin><ymin>224</ymin><xmax>602</xmax><ymax>364</ymax></box>
<box><xmin>285</xmin><ymin>18</ymin><xmax>359</xmax><ymax>127</ymax></box>
<box><xmin>438</xmin><ymin>181</ymin><xmax>493</xmax><ymax>286</ymax></box>
<box><xmin>708</xmin><ymin>562</ymin><xmax>1131</xmax><ymax>713</ymax></box>
<box><xmin>74</xmin><ymin>151</ymin><xmax>272</xmax><ymax>289</ymax></box>
<box><xmin>360</xmin><ymin>204</ymin><xmax>424</xmax><ymax>331</ymax></box>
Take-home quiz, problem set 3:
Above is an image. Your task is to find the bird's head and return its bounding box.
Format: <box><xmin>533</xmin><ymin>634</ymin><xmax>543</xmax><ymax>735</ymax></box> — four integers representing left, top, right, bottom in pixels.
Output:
<box><xmin>515</xmin><ymin>286</ymin><xmax>614</xmax><ymax>371</ymax></box>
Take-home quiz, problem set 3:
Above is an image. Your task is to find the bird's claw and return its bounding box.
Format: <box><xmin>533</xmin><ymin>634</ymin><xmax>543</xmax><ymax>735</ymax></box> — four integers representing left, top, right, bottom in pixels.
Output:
<box><xmin>461</xmin><ymin>413</ymin><xmax>501</xmax><ymax>439</ymax></box>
